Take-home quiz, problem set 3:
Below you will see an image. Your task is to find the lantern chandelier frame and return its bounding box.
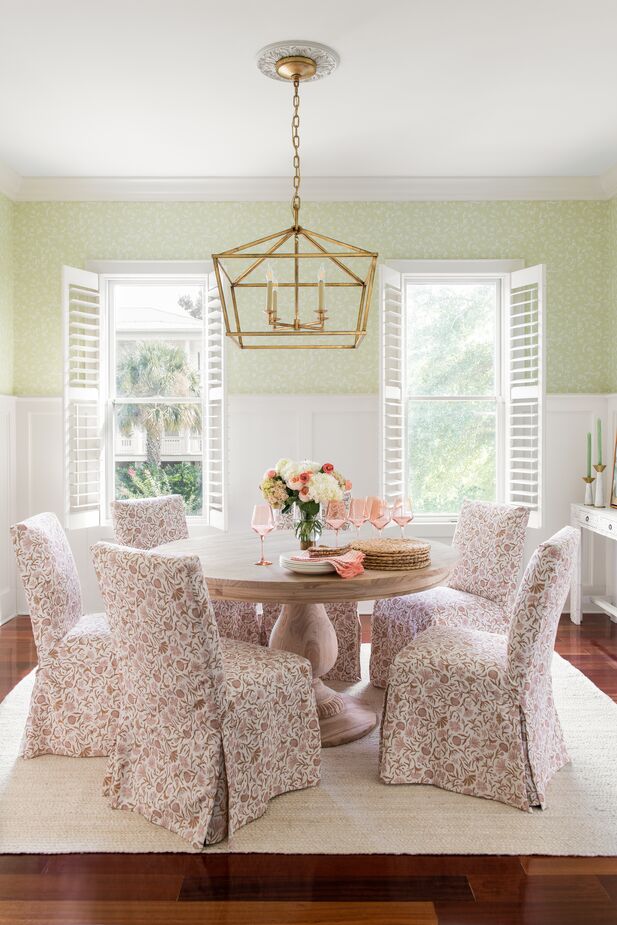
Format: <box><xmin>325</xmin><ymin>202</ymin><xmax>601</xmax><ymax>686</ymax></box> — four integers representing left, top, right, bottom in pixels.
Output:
<box><xmin>211</xmin><ymin>41</ymin><xmax>378</xmax><ymax>350</ymax></box>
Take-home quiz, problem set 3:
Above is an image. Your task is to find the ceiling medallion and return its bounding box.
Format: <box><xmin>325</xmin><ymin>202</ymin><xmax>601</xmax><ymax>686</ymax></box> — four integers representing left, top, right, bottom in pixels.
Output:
<box><xmin>212</xmin><ymin>42</ymin><xmax>378</xmax><ymax>350</ymax></box>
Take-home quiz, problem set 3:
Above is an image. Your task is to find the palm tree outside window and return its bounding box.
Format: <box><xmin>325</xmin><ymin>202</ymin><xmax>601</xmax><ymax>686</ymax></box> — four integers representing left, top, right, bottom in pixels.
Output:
<box><xmin>109</xmin><ymin>282</ymin><xmax>205</xmax><ymax>515</ymax></box>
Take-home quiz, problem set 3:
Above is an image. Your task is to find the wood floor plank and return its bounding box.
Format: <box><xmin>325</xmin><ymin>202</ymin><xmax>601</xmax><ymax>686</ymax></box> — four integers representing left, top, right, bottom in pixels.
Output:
<box><xmin>521</xmin><ymin>857</ymin><xmax>617</xmax><ymax>876</ymax></box>
<box><xmin>0</xmin><ymin>900</ymin><xmax>438</xmax><ymax>924</ymax></box>
<box><xmin>468</xmin><ymin>873</ymin><xmax>613</xmax><ymax>904</ymax></box>
<box><xmin>0</xmin><ymin>872</ymin><xmax>184</xmax><ymax>902</ymax></box>
<box><xmin>435</xmin><ymin>900</ymin><xmax>617</xmax><ymax>925</ymax></box>
<box><xmin>179</xmin><ymin>872</ymin><xmax>472</xmax><ymax>902</ymax></box>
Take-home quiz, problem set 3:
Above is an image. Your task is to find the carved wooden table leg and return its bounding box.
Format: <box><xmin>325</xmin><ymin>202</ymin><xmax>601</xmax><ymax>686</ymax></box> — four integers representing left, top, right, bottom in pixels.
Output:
<box><xmin>269</xmin><ymin>602</ymin><xmax>378</xmax><ymax>747</ymax></box>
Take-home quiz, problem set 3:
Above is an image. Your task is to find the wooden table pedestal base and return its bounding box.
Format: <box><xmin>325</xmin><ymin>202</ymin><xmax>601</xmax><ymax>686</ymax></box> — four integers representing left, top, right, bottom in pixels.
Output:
<box><xmin>269</xmin><ymin>601</ymin><xmax>378</xmax><ymax>748</ymax></box>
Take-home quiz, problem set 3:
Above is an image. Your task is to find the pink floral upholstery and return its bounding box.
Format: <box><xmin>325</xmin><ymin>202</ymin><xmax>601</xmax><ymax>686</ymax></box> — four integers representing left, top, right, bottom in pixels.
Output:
<box><xmin>261</xmin><ymin>601</ymin><xmax>361</xmax><ymax>683</ymax></box>
<box><xmin>92</xmin><ymin>543</ymin><xmax>321</xmax><ymax>848</ymax></box>
<box><xmin>370</xmin><ymin>502</ymin><xmax>529</xmax><ymax>688</ymax></box>
<box><xmin>10</xmin><ymin>513</ymin><xmax>118</xmax><ymax>758</ymax></box>
<box><xmin>111</xmin><ymin>495</ymin><xmax>261</xmax><ymax>646</ymax></box>
<box><xmin>111</xmin><ymin>495</ymin><xmax>189</xmax><ymax>549</ymax></box>
<box><xmin>379</xmin><ymin>526</ymin><xmax>578</xmax><ymax>811</ymax></box>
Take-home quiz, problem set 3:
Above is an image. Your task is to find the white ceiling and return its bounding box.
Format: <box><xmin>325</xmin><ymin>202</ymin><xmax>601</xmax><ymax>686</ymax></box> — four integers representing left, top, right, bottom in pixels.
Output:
<box><xmin>1</xmin><ymin>0</ymin><xmax>617</xmax><ymax>180</ymax></box>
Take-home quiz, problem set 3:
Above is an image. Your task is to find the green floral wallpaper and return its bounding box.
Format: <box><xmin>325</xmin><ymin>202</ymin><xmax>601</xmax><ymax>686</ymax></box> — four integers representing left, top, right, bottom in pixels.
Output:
<box><xmin>10</xmin><ymin>199</ymin><xmax>612</xmax><ymax>395</ymax></box>
<box><xmin>0</xmin><ymin>194</ymin><xmax>14</xmax><ymax>395</ymax></box>
<box><xmin>610</xmin><ymin>198</ymin><xmax>617</xmax><ymax>374</ymax></box>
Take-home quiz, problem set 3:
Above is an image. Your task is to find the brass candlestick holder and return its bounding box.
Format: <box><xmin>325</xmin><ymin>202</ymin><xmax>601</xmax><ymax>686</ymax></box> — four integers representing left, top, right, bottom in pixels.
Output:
<box><xmin>593</xmin><ymin>464</ymin><xmax>606</xmax><ymax>507</ymax></box>
<box><xmin>583</xmin><ymin>475</ymin><xmax>595</xmax><ymax>505</ymax></box>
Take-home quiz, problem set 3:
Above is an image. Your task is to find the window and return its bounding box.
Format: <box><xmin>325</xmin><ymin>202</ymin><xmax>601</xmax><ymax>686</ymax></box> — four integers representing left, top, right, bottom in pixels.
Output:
<box><xmin>380</xmin><ymin>261</ymin><xmax>545</xmax><ymax>527</ymax></box>
<box><xmin>63</xmin><ymin>264</ymin><xmax>226</xmax><ymax>530</ymax></box>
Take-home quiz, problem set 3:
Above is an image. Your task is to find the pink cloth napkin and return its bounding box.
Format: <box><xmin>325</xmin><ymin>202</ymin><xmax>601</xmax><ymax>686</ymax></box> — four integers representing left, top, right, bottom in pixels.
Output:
<box><xmin>291</xmin><ymin>549</ymin><xmax>365</xmax><ymax>578</ymax></box>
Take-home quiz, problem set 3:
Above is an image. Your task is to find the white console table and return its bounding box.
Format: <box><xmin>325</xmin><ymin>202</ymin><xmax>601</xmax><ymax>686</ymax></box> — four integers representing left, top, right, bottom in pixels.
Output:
<box><xmin>570</xmin><ymin>502</ymin><xmax>617</xmax><ymax>624</ymax></box>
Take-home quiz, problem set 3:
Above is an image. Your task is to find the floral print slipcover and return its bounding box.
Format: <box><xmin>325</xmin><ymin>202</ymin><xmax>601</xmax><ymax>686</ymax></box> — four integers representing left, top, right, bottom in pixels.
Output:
<box><xmin>261</xmin><ymin>601</ymin><xmax>362</xmax><ymax>682</ymax></box>
<box><xmin>10</xmin><ymin>512</ymin><xmax>118</xmax><ymax>758</ymax></box>
<box><xmin>112</xmin><ymin>495</ymin><xmax>262</xmax><ymax>646</ymax></box>
<box><xmin>370</xmin><ymin>501</ymin><xmax>529</xmax><ymax>687</ymax></box>
<box><xmin>92</xmin><ymin>543</ymin><xmax>321</xmax><ymax>847</ymax></box>
<box><xmin>379</xmin><ymin>526</ymin><xmax>578</xmax><ymax>811</ymax></box>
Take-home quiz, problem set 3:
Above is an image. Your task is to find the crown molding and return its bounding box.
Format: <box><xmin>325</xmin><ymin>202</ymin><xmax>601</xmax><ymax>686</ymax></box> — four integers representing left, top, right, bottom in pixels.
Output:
<box><xmin>600</xmin><ymin>162</ymin><xmax>617</xmax><ymax>199</ymax></box>
<box><xmin>0</xmin><ymin>164</ymin><xmax>614</xmax><ymax>202</ymax></box>
<box><xmin>8</xmin><ymin>174</ymin><xmax>610</xmax><ymax>202</ymax></box>
<box><xmin>0</xmin><ymin>161</ymin><xmax>21</xmax><ymax>200</ymax></box>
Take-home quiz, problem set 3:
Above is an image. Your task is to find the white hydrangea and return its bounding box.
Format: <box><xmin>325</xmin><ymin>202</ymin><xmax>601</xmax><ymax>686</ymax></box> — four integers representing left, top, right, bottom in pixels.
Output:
<box><xmin>307</xmin><ymin>472</ymin><xmax>343</xmax><ymax>503</ymax></box>
<box><xmin>278</xmin><ymin>458</ymin><xmax>320</xmax><ymax>487</ymax></box>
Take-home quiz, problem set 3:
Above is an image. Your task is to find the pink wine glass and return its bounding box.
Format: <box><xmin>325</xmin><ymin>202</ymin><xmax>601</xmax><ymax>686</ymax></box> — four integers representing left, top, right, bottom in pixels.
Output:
<box><xmin>324</xmin><ymin>500</ymin><xmax>347</xmax><ymax>546</ymax></box>
<box><xmin>348</xmin><ymin>497</ymin><xmax>368</xmax><ymax>538</ymax></box>
<box><xmin>369</xmin><ymin>498</ymin><xmax>391</xmax><ymax>537</ymax></box>
<box><xmin>392</xmin><ymin>496</ymin><xmax>414</xmax><ymax>538</ymax></box>
<box><xmin>251</xmin><ymin>503</ymin><xmax>274</xmax><ymax>565</ymax></box>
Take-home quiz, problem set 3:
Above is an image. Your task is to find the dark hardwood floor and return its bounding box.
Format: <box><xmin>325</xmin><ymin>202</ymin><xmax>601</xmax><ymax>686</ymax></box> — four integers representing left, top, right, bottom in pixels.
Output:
<box><xmin>1</xmin><ymin>612</ymin><xmax>617</xmax><ymax>924</ymax></box>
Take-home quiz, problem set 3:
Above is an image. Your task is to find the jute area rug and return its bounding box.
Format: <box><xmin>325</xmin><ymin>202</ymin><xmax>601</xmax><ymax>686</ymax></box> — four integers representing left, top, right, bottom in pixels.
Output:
<box><xmin>1</xmin><ymin>646</ymin><xmax>616</xmax><ymax>854</ymax></box>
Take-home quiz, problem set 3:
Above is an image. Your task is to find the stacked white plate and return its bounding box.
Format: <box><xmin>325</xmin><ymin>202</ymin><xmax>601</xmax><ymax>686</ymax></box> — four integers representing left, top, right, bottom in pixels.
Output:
<box><xmin>279</xmin><ymin>551</ymin><xmax>336</xmax><ymax>574</ymax></box>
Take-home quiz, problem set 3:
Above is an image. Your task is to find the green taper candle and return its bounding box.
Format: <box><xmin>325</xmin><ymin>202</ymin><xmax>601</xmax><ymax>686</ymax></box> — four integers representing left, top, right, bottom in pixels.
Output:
<box><xmin>587</xmin><ymin>432</ymin><xmax>592</xmax><ymax>477</ymax></box>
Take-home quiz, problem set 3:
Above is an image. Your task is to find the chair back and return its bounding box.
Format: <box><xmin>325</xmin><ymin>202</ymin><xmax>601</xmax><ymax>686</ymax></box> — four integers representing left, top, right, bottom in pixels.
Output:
<box><xmin>448</xmin><ymin>500</ymin><xmax>529</xmax><ymax>610</ymax></box>
<box><xmin>91</xmin><ymin>542</ymin><xmax>228</xmax><ymax>844</ymax></box>
<box><xmin>506</xmin><ymin>526</ymin><xmax>579</xmax><ymax>695</ymax></box>
<box><xmin>10</xmin><ymin>512</ymin><xmax>83</xmax><ymax>658</ymax></box>
<box><xmin>111</xmin><ymin>495</ymin><xmax>188</xmax><ymax>549</ymax></box>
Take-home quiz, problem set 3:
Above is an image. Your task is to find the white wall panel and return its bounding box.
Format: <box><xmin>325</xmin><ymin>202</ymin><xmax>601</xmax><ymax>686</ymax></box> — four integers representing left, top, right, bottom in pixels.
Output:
<box><xmin>9</xmin><ymin>393</ymin><xmax>617</xmax><ymax>618</ymax></box>
<box><xmin>0</xmin><ymin>396</ymin><xmax>16</xmax><ymax>624</ymax></box>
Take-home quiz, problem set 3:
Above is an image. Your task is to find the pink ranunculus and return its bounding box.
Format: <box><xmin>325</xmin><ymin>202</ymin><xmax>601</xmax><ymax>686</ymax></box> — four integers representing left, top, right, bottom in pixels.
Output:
<box><xmin>265</xmin><ymin>469</ymin><xmax>277</xmax><ymax>479</ymax></box>
<box><xmin>299</xmin><ymin>471</ymin><xmax>312</xmax><ymax>484</ymax></box>
<box><xmin>345</xmin><ymin>480</ymin><xmax>352</xmax><ymax>490</ymax></box>
<box><xmin>299</xmin><ymin>486</ymin><xmax>310</xmax><ymax>498</ymax></box>
<box><xmin>322</xmin><ymin>462</ymin><xmax>334</xmax><ymax>473</ymax></box>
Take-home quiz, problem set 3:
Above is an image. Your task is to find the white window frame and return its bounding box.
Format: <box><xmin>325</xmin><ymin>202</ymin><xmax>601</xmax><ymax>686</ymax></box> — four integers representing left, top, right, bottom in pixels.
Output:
<box><xmin>384</xmin><ymin>259</ymin><xmax>524</xmax><ymax>525</ymax></box>
<box><xmin>86</xmin><ymin>260</ymin><xmax>222</xmax><ymax>527</ymax></box>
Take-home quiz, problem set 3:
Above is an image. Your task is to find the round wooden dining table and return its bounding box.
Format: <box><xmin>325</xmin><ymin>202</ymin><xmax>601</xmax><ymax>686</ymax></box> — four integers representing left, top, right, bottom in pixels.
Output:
<box><xmin>153</xmin><ymin>531</ymin><xmax>458</xmax><ymax>747</ymax></box>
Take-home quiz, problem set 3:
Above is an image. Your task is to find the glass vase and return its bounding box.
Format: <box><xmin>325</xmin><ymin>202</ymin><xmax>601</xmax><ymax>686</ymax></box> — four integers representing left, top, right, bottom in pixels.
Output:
<box><xmin>293</xmin><ymin>501</ymin><xmax>323</xmax><ymax>550</ymax></box>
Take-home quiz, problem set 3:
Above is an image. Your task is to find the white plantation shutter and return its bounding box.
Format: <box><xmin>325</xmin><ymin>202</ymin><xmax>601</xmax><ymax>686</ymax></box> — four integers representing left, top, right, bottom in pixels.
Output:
<box><xmin>205</xmin><ymin>271</ymin><xmax>227</xmax><ymax>529</ymax></box>
<box><xmin>63</xmin><ymin>266</ymin><xmax>102</xmax><ymax>529</ymax></box>
<box><xmin>505</xmin><ymin>264</ymin><xmax>545</xmax><ymax>528</ymax></box>
<box><xmin>380</xmin><ymin>266</ymin><xmax>406</xmax><ymax>505</ymax></box>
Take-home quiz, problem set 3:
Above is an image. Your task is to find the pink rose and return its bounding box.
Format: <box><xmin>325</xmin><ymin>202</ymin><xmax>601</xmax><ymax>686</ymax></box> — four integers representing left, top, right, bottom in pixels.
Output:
<box><xmin>265</xmin><ymin>469</ymin><xmax>276</xmax><ymax>479</ymax></box>
<box><xmin>299</xmin><ymin>471</ymin><xmax>312</xmax><ymax>484</ymax></box>
<box><xmin>299</xmin><ymin>486</ymin><xmax>310</xmax><ymax>498</ymax></box>
<box><xmin>345</xmin><ymin>480</ymin><xmax>352</xmax><ymax>490</ymax></box>
<box><xmin>322</xmin><ymin>462</ymin><xmax>334</xmax><ymax>473</ymax></box>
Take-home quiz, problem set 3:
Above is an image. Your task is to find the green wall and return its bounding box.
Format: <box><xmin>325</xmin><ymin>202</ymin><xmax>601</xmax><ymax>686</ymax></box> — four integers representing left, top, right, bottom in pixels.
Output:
<box><xmin>610</xmin><ymin>198</ymin><xmax>617</xmax><ymax>379</ymax></box>
<box><xmin>0</xmin><ymin>194</ymin><xmax>14</xmax><ymax>395</ymax></box>
<box><xmin>7</xmin><ymin>199</ymin><xmax>613</xmax><ymax>395</ymax></box>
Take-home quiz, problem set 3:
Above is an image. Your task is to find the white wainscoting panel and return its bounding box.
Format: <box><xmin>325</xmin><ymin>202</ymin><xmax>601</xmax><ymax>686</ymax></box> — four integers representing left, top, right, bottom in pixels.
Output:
<box><xmin>9</xmin><ymin>393</ymin><xmax>617</xmax><ymax>617</ymax></box>
<box><xmin>0</xmin><ymin>396</ymin><xmax>16</xmax><ymax>623</ymax></box>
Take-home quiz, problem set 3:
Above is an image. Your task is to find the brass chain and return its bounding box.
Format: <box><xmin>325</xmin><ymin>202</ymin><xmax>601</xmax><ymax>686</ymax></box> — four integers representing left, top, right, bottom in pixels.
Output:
<box><xmin>291</xmin><ymin>76</ymin><xmax>301</xmax><ymax>227</ymax></box>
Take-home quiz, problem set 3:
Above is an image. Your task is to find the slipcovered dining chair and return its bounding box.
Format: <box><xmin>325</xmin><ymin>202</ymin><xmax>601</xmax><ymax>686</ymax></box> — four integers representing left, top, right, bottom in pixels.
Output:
<box><xmin>111</xmin><ymin>495</ymin><xmax>262</xmax><ymax>645</ymax></box>
<box><xmin>370</xmin><ymin>501</ymin><xmax>529</xmax><ymax>687</ymax></box>
<box><xmin>92</xmin><ymin>543</ymin><xmax>321</xmax><ymax>847</ymax></box>
<box><xmin>10</xmin><ymin>512</ymin><xmax>118</xmax><ymax>758</ymax></box>
<box><xmin>261</xmin><ymin>602</ymin><xmax>362</xmax><ymax>683</ymax></box>
<box><xmin>379</xmin><ymin>526</ymin><xmax>578</xmax><ymax>811</ymax></box>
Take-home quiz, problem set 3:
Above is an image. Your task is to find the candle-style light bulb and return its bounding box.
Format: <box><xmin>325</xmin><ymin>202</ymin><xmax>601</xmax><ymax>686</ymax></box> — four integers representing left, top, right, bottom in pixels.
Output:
<box><xmin>272</xmin><ymin>281</ymin><xmax>278</xmax><ymax>319</ymax></box>
<box><xmin>265</xmin><ymin>262</ymin><xmax>274</xmax><ymax>313</ymax></box>
<box><xmin>317</xmin><ymin>263</ymin><xmax>326</xmax><ymax>314</ymax></box>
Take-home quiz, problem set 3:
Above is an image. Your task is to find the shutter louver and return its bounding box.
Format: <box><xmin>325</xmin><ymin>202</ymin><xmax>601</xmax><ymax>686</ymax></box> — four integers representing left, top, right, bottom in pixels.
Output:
<box><xmin>380</xmin><ymin>266</ymin><xmax>406</xmax><ymax>506</ymax></box>
<box><xmin>505</xmin><ymin>264</ymin><xmax>545</xmax><ymax>529</ymax></box>
<box><xmin>63</xmin><ymin>266</ymin><xmax>101</xmax><ymax>529</ymax></box>
<box><xmin>205</xmin><ymin>271</ymin><xmax>227</xmax><ymax>529</ymax></box>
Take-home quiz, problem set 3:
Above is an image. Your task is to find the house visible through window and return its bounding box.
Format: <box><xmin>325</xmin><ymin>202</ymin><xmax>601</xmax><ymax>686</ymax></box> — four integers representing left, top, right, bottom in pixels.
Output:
<box><xmin>381</xmin><ymin>261</ymin><xmax>544</xmax><ymax>528</ymax></box>
<box><xmin>109</xmin><ymin>281</ymin><xmax>205</xmax><ymax>516</ymax></box>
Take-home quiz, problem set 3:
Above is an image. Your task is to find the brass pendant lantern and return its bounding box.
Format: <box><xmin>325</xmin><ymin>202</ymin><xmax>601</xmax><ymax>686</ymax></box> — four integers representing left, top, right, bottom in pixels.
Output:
<box><xmin>212</xmin><ymin>42</ymin><xmax>378</xmax><ymax>350</ymax></box>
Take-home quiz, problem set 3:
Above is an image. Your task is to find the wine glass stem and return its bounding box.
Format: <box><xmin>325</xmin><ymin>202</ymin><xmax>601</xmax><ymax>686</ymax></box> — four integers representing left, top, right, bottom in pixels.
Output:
<box><xmin>260</xmin><ymin>534</ymin><xmax>265</xmax><ymax>563</ymax></box>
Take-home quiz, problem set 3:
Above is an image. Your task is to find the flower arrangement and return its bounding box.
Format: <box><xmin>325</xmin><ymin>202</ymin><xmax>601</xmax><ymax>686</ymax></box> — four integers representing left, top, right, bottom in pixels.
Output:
<box><xmin>260</xmin><ymin>459</ymin><xmax>352</xmax><ymax>548</ymax></box>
